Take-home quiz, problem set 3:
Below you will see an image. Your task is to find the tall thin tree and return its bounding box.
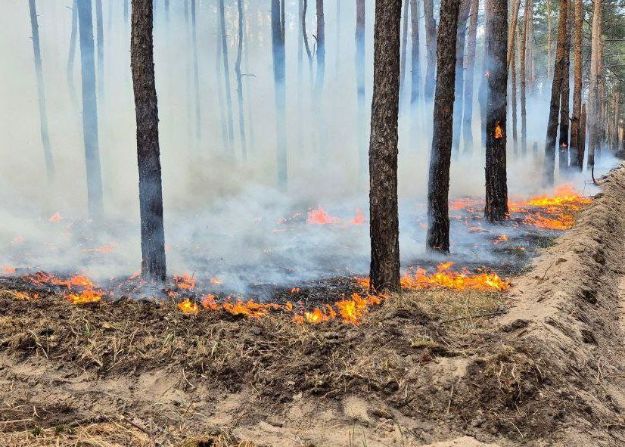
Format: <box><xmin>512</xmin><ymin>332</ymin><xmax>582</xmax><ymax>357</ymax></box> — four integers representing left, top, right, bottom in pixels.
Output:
<box><xmin>272</xmin><ymin>0</ymin><xmax>287</xmax><ymax>188</ymax></box>
<box><xmin>95</xmin><ymin>0</ymin><xmax>104</xmax><ymax>98</ymax></box>
<box><xmin>588</xmin><ymin>0</ymin><xmax>602</xmax><ymax>168</ymax></box>
<box><xmin>131</xmin><ymin>0</ymin><xmax>167</xmax><ymax>281</ymax></box>
<box><xmin>452</xmin><ymin>0</ymin><xmax>471</xmax><ymax>154</ymax></box>
<box><xmin>191</xmin><ymin>0</ymin><xmax>200</xmax><ymax>143</ymax></box>
<box><xmin>544</xmin><ymin>0</ymin><xmax>568</xmax><ymax>185</ymax></box>
<box><xmin>520</xmin><ymin>0</ymin><xmax>532</xmax><ymax>155</ymax></box>
<box><xmin>219</xmin><ymin>0</ymin><xmax>235</xmax><ymax>154</ymax></box>
<box><xmin>67</xmin><ymin>0</ymin><xmax>79</xmax><ymax>105</ymax></box>
<box><xmin>399</xmin><ymin>0</ymin><xmax>409</xmax><ymax>99</ymax></box>
<box><xmin>29</xmin><ymin>0</ymin><xmax>55</xmax><ymax>183</ymax></box>
<box><xmin>315</xmin><ymin>0</ymin><xmax>325</xmax><ymax>94</ymax></box>
<box><xmin>356</xmin><ymin>0</ymin><xmax>367</xmax><ymax>176</ymax></box>
<box><xmin>409</xmin><ymin>0</ymin><xmax>421</xmax><ymax>107</ymax></box>
<box><xmin>369</xmin><ymin>0</ymin><xmax>402</xmax><ymax>292</ymax></box>
<box><xmin>235</xmin><ymin>0</ymin><xmax>247</xmax><ymax>159</ymax></box>
<box><xmin>426</xmin><ymin>0</ymin><xmax>461</xmax><ymax>252</ymax></box>
<box><xmin>484</xmin><ymin>0</ymin><xmax>509</xmax><ymax>222</ymax></box>
<box><xmin>423</xmin><ymin>0</ymin><xmax>437</xmax><ymax>101</ymax></box>
<box><xmin>77</xmin><ymin>0</ymin><xmax>104</xmax><ymax>217</ymax></box>
<box><xmin>558</xmin><ymin>0</ymin><xmax>573</xmax><ymax>170</ymax></box>
<box><xmin>462</xmin><ymin>0</ymin><xmax>479</xmax><ymax>154</ymax></box>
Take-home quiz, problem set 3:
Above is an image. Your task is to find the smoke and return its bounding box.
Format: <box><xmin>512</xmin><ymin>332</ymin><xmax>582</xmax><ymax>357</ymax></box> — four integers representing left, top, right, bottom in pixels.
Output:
<box><xmin>0</xmin><ymin>1</ymin><xmax>618</xmax><ymax>296</ymax></box>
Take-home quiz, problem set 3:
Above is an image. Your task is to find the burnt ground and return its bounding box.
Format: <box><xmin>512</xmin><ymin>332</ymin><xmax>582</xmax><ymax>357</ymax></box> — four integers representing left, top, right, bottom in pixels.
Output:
<box><xmin>1</xmin><ymin>167</ymin><xmax>625</xmax><ymax>446</ymax></box>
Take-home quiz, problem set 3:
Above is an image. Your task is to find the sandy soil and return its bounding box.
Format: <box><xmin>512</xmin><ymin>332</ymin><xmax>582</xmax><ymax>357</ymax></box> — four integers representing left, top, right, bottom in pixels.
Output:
<box><xmin>2</xmin><ymin>166</ymin><xmax>625</xmax><ymax>446</ymax></box>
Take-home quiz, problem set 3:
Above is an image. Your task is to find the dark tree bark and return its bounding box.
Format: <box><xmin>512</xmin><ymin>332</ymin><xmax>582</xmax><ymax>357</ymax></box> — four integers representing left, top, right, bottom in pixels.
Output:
<box><xmin>579</xmin><ymin>102</ymin><xmax>587</xmax><ymax>166</ymax></box>
<box><xmin>409</xmin><ymin>0</ymin><xmax>421</xmax><ymax>106</ymax></box>
<box><xmin>219</xmin><ymin>0</ymin><xmax>235</xmax><ymax>154</ymax></box>
<box><xmin>544</xmin><ymin>0</ymin><xmax>568</xmax><ymax>185</ymax></box>
<box><xmin>29</xmin><ymin>0</ymin><xmax>55</xmax><ymax>183</ymax></box>
<box><xmin>587</xmin><ymin>0</ymin><xmax>602</xmax><ymax>168</ymax></box>
<box><xmin>558</xmin><ymin>0</ymin><xmax>573</xmax><ymax>170</ymax></box>
<box><xmin>484</xmin><ymin>0</ymin><xmax>509</xmax><ymax>222</ymax></box>
<box><xmin>520</xmin><ymin>0</ymin><xmax>531</xmax><ymax>155</ymax></box>
<box><xmin>399</xmin><ymin>0</ymin><xmax>409</xmax><ymax>98</ymax></box>
<box><xmin>452</xmin><ymin>0</ymin><xmax>471</xmax><ymax>155</ymax></box>
<box><xmin>131</xmin><ymin>0</ymin><xmax>167</xmax><ymax>282</ymax></box>
<box><xmin>369</xmin><ymin>0</ymin><xmax>402</xmax><ymax>293</ymax></box>
<box><xmin>67</xmin><ymin>0</ymin><xmax>78</xmax><ymax>105</ymax></box>
<box><xmin>235</xmin><ymin>0</ymin><xmax>247</xmax><ymax>159</ymax></box>
<box><xmin>426</xmin><ymin>0</ymin><xmax>461</xmax><ymax>252</ymax></box>
<box><xmin>423</xmin><ymin>0</ymin><xmax>437</xmax><ymax>101</ymax></box>
<box><xmin>510</xmin><ymin>22</ymin><xmax>518</xmax><ymax>156</ymax></box>
<box><xmin>272</xmin><ymin>0</ymin><xmax>287</xmax><ymax>188</ymax></box>
<box><xmin>356</xmin><ymin>0</ymin><xmax>367</xmax><ymax>176</ymax></box>
<box><xmin>315</xmin><ymin>0</ymin><xmax>325</xmax><ymax>94</ymax></box>
<box><xmin>462</xmin><ymin>0</ymin><xmax>479</xmax><ymax>154</ymax></box>
<box><xmin>95</xmin><ymin>0</ymin><xmax>104</xmax><ymax>98</ymax></box>
<box><xmin>77</xmin><ymin>0</ymin><xmax>104</xmax><ymax>218</ymax></box>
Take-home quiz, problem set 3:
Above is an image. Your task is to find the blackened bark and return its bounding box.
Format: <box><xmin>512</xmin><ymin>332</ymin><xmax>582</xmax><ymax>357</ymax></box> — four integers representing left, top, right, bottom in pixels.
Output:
<box><xmin>579</xmin><ymin>102</ymin><xmax>587</xmax><ymax>167</ymax></box>
<box><xmin>409</xmin><ymin>0</ymin><xmax>420</xmax><ymax>106</ymax></box>
<box><xmin>235</xmin><ymin>0</ymin><xmax>247</xmax><ymax>159</ymax></box>
<box><xmin>462</xmin><ymin>0</ymin><xmax>479</xmax><ymax>154</ymax></box>
<box><xmin>426</xmin><ymin>0</ymin><xmax>461</xmax><ymax>252</ymax></box>
<box><xmin>356</xmin><ymin>0</ymin><xmax>367</xmax><ymax>176</ymax></box>
<box><xmin>272</xmin><ymin>0</ymin><xmax>287</xmax><ymax>188</ymax></box>
<box><xmin>369</xmin><ymin>0</ymin><xmax>402</xmax><ymax>292</ymax></box>
<box><xmin>77</xmin><ymin>0</ymin><xmax>104</xmax><ymax>218</ymax></box>
<box><xmin>29</xmin><ymin>0</ymin><xmax>55</xmax><ymax>183</ymax></box>
<box><xmin>452</xmin><ymin>0</ymin><xmax>471</xmax><ymax>154</ymax></box>
<box><xmin>219</xmin><ymin>0</ymin><xmax>236</xmax><ymax>154</ymax></box>
<box><xmin>544</xmin><ymin>0</ymin><xmax>568</xmax><ymax>185</ymax></box>
<box><xmin>559</xmin><ymin>0</ymin><xmax>573</xmax><ymax>170</ymax></box>
<box><xmin>315</xmin><ymin>0</ymin><xmax>325</xmax><ymax>94</ymax></box>
<box><xmin>131</xmin><ymin>0</ymin><xmax>167</xmax><ymax>282</ymax></box>
<box><xmin>484</xmin><ymin>0</ymin><xmax>509</xmax><ymax>222</ymax></box>
<box><xmin>423</xmin><ymin>0</ymin><xmax>437</xmax><ymax>101</ymax></box>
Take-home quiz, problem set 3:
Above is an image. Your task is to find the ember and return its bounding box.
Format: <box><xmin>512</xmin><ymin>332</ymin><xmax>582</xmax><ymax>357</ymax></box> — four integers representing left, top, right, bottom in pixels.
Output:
<box><xmin>307</xmin><ymin>207</ymin><xmax>340</xmax><ymax>225</ymax></box>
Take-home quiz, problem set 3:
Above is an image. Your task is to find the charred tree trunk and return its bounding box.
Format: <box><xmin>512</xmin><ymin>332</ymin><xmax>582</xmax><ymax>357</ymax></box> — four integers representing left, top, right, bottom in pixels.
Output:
<box><xmin>315</xmin><ymin>0</ymin><xmax>325</xmax><ymax>94</ymax></box>
<box><xmin>272</xmin><ymin>0</ymin><xmax>287</xmax><ymax>188</ymax></box>
<box><xmin>131</xmin><ymin>0</ymin><xmax>166</xmax><ymax>282</ymax></box>
<box><xmin>95</xmin><ymin>0</ymin><xmax>104</xmax><ymax>98</ymax></box>
<box><xmin>426</xmin><ymin>0</ymin><xmax>461</xmax><ymax>252</ymax></box>
<box><xmin>588</xmin><ymin>0</ymin><xmax>602</xmax><ymax>168</ymax></box>
<box><xmin>544</xmin><ymin>0</ymin><xmax>568</xmax><ymax>185</ymax></box>
<box><xmin>579</xmin><ymin>102</ymin><xmax>587</xmax><ymax>166</ymax></box>
<box><xmin>520</xmin><ymin>0</ymin><xmax>532</xmax><ymax>155</ymax></box>
<box><xmin>77</xmin><ymin>0</ymin><xmax>104</xmax><ymax>218</ymax></box>
<box><xmin>67</xmin><ymin>0</ymin><xmax>78</xmax><ymax>105</ymax></box>
<box><xmin>558</xmin><ymin>0</ymin><xmax>572</xmax><ymax>170</ymax></box>
<box><xmin>235</xmin><ymin>0</ymin><xmax>247</xmax><ymax>159</ymax></box>
<box><xmin>399</xmin><ymin>0</ymin><xmax>409</xmax><ymax>99</ymax></box>
<box><xmin>462</xmin><ymin>0</ymin><xmax>479</xmax><ymax>154</ymax></box>
<box><xmin>356</xmin><ymin>0</ymin><xmax>367</xmax><ymax>176</ymax></box>
<box><xmin>219</xmin><ymin>0</ymin><xmax>236</xmax><ymax>155</ymax></box>
<box><xmin>452</xmin><ymin>0</ymin><xmax>471</xmax><ymax>155</ymax></box>
<box><xmin>369</xmin><ymin>0</ymin><xmax>402</xmax><ymax>292</ymax></box>
<box><xmin>423</xmin><ymin>0</ymin><xmax>437</xmax><ymax>101</ymax></box>
<box><xmin>409</xmin><ymin>0</ymin><xmax>421</xmax><ymax>106</ymax></box>
<box><xmin>484</xmin><ymin>0</ymin><xmax>509</xmax><ymax>222</ymax></box>
<box><xmin>29</xmin><ymin>0</ymin><xmax>55</xmax><ymax>183</ymax></box>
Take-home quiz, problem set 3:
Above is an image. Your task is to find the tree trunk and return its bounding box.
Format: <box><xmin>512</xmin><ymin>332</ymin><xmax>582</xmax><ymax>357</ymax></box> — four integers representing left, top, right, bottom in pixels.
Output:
<box><xmin>95</xmin><ymin>0</ymin><xmax>104</xmax><ymax>98</ymax></box>
<box><xmin>272</xmin><ymin>0</ymin><xmax>287</xmax><ymax>188</ymax></box>
<box><xmin>131</xmin><ymin>0</ymin><xmax>167</xmax><ymax>282</ymax></box>
<box><xmin>579</xmin><ymin>102</ymin><xmax>587</xmax><ymax>167</ymax></box>
<box><xmin>219</xmin><ymin>0</ymin><xmax>235</xmax><ymax>154</ymax></box>
<box><xmin>510</xmin><ymin>23</ymin><xmax>518</xmax><ymax>156</ymax></box>
<box><xmin>29</xmin><ymin>0</ymin><xmax>55</xmax><ymax>183</ymax></box>
<box><xmin>191</xmin><ymin>0</ymin><xmax>200</xmax><ymax>143</ymax></box>
<box><xmin>484</xmin><ymin>0</ymin><xmax>509</xmax><ymax>222</ymax></box>
<box><xmin>426</xmin><ymin>0</ymin><xmax>461</xmax><ymax>252</ymax></box>
<box><xmin>67</xmin><ymin>0</ymin><xmax>78</xmax><ymax>105</ymax></box>
<box><xmin>452</xmin><ymin>0</ymin><xmax>471</xmax><ymax>155</ymax></box>
<box><xmin>409</xmin><ymin>0</ymin><xmax>421</xmax><ymax>106</ymax></box>
<box><xmin>356</xmin><ymin>0</ymin><xmax>367</xmax><ymax>176</ymax></box>
<box><xmin>543</xmin><ymin>0</ymin><xmax>568</xmax><ymax>186</ymax></box>
<box><xmin>462</xmin><ymin>0</ymin><xmax>479</xmax><ymax>154</ymax></box>
<box><xmin>547</xmin><ymin>0</ymin><xmax>553</xmax><ymax>79</ymax></box>
<box><xmin>423</xmin><ymin>0</ymin><xmax>437</xmax><ymax>101</ymax></box>
<box><xmin>235</xmin><ymin>0</ymin><xmax>247</xmax><ymax>159</ymax></box>
<box><xmin>369</xmin><ymin>0</ymin><xmax>402</xmax><ymax>292</ymax></box>
<box><xmin>520</xmin><ymin>0</ymin><xmax>531</xmax><ymax>155</ymax></box>
<box><xmin>77</xmin><ymin>0</ymin><xmax>104</xmax><ymax>218</ymax></box>
<box><xmin>588</xmin><ymin>0</ymin><xmax>602</xmax><ymax>168</ymax></box>
<box><xmin>507</xmin><ymin>0</ymin><xmax>521</xmax><ymax>69</ymax></box>
<box><xmin>558</xmin><ymin>0</ymin><xmax>572</xmax><ymax>171</ymax></box>
<box><xmin>315</xmin><ymin>0</ymin><xmax>325</xmax><ymax>94</ymax></box>
<box><xmin>399</xmin><ymin>0</ymin><xmax>409</xmax><ymax>99</ymax></box>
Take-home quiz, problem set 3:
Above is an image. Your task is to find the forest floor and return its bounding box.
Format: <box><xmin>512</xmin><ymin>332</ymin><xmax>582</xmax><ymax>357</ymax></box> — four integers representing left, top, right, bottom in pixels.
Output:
<box><xmin>2</xmin><ymin>166</ymin><xmax>625</xmax><ymax>446</ymax></box>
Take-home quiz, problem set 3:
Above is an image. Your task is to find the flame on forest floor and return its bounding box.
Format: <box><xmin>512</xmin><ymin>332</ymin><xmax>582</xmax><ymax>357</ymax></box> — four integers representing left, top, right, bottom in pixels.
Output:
<box><xmin>22</xmin><ymin>272</ymin><xmax>103</xmax><ymax>304</ymax></box>
<box><xmin>174</xmin><ymin>274</ymin><xmax>196</xmax><ymax>290</ymax></box>
<box><xmin>450</xmin><ymin>184</ymin><xmax>591</xmax><ymax>231</ymax></box>
<box><xmin>48</xmin><ymin>212</ymin><xmax>63</xmax><ymax>223</ymax></box>
<box><xmin>357</xmin><ymin>262</ymin><xmax>509</xmax><ymax>292</ymax></box>
<box><xmin>306</xmin><ymin>207</ymin><xmax>366</xmax><ymax>226</ymax></box>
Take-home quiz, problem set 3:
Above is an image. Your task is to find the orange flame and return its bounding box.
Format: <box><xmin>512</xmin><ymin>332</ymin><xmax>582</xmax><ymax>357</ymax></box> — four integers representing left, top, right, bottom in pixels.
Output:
<box><xmin>494</xmin><ymin>122</ymin><xmax>504</xmax><ymax>140</ymax></box>
<box><xmin>307</xmin><ymin>207</ymin><xmax>340</xmax><ymax>225</ymax></box>
<box><xmin>351</xmin><ymin>209</ymin><xmax>365</xmax><ymax>225</ymax></box>
<box><xmin>178</xmin><ymin>298</ymin><xmax>199</xmax><ymax>315</ymax></box>
<box><xmin>67</xmin><ymin>289</ymin><xmax>102</xmax><ymax>305</ymax></box>
<box><xmin>174</xmin><ymin>274</ymin><xmax>196</xmax><ymax>290</ymax></box>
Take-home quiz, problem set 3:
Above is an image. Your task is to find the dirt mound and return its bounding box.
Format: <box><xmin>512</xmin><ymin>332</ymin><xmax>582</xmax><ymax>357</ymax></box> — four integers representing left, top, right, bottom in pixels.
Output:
<box><xmin>2</xmin><ymin>166</ymin><xmax>625</xmax><ymax>446</ymax></box>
